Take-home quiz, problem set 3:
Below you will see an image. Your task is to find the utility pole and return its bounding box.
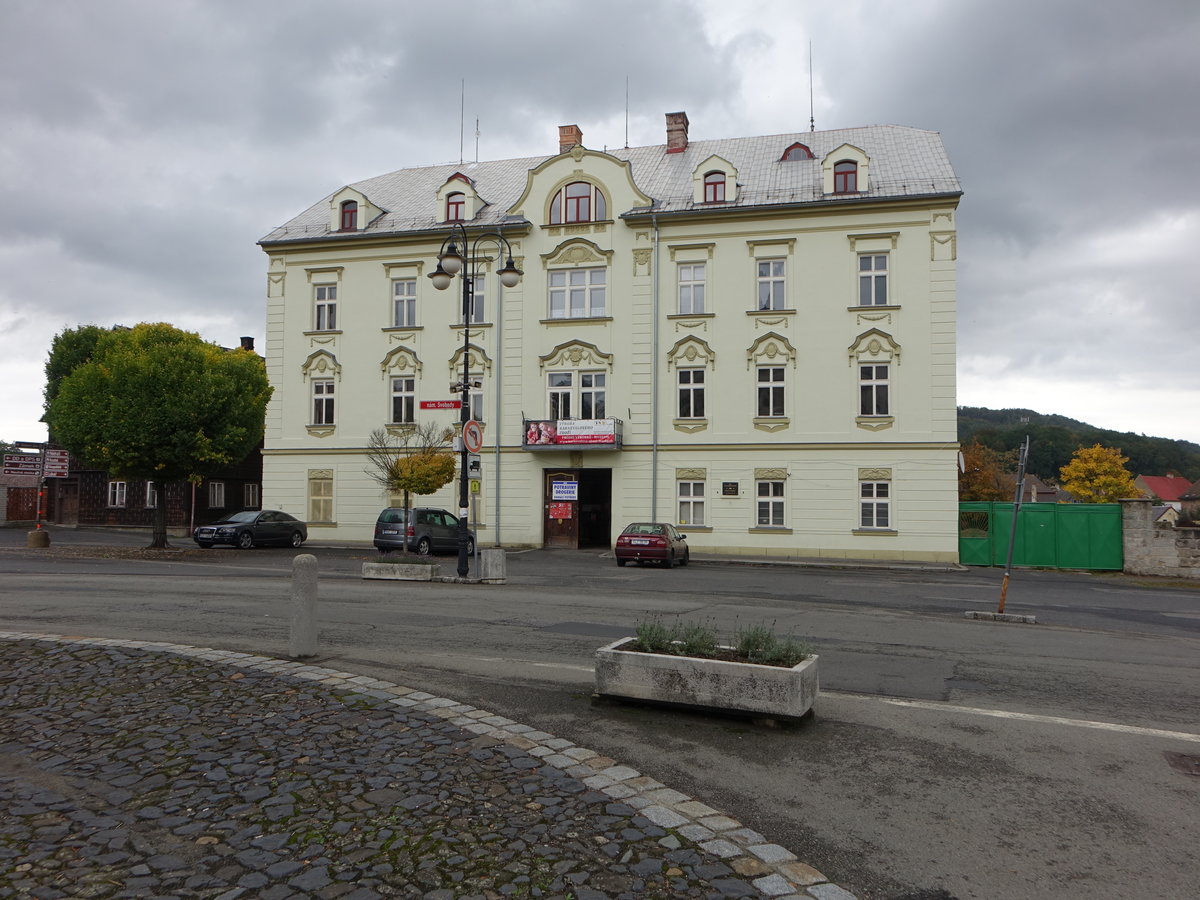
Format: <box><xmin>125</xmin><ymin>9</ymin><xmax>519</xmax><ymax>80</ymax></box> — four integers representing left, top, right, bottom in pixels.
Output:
<box><xmin>998</xmin><ymin>435</ymin><xmax>1030</xmax><ymax>614</ymax></box>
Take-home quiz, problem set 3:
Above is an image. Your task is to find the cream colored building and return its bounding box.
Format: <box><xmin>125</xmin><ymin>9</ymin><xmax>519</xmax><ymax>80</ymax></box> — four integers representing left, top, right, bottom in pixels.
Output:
<box><xmin>259</xmin><ymin>112</ymin><xmax>962</xmax><ymax>562</ymax></box>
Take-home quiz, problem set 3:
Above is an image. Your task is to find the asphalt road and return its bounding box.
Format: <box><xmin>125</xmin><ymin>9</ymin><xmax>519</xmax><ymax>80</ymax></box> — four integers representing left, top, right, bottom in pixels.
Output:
<box><xmin>2</xmin><ymin>527</ymin><xmax>1198</xmax><ymax>899</ymax></box>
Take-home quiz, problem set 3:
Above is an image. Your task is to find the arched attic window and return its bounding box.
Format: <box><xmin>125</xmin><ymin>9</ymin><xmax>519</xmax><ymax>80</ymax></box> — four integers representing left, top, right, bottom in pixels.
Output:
<box><xmin>780</xmin><ymin>142</ymin><xmax>813</xmax><ymax>161</ymax></box>
<box><xmin>703</xmin><ymin>171</ymin><xmax>726</xmax><ymax>203</ymax></box>
<box><xmin>446</xmin><ymin>192</ymin><xmax>465</xmax><ymax>222</ymax></box>
<box><xmin>339</xmin><ymin>200</ymin><xmax>358</xmax><ymax>231</ymax></box>
<box><xmin>834</xmin><ymin>160</ymin><xmax>858</xmax><ymax>193</ymax></box>
<box><xmin>549</xmin><ymin>181</ymin><xmax>607</xmax><ymax>224</ymax></box>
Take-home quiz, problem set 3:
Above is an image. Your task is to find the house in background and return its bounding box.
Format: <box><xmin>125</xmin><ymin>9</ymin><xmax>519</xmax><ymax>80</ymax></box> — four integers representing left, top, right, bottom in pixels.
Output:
<box><xmin>258</xmin><ymin>113</ymin><xmax>962</xmax><ymax>562</ymax></box>
<box><xmin>1135</xmin><ymin>474</ymin><xmax>1195</xmax><ymax>511</ymax></box>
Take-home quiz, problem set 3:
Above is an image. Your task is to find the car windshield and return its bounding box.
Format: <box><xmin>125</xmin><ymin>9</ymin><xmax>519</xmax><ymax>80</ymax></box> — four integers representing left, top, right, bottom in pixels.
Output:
<box><xmin>224</xmin><ymin>511</ymin><xmax>260</xmax><ymax>523</ymax></box>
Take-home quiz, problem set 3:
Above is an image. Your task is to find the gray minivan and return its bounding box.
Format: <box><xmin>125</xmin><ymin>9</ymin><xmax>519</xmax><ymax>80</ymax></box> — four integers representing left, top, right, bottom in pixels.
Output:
<box><xmin>373</xmin><ymin>507</ymin><xmax>475</xmax><ymax>556</ymax></box>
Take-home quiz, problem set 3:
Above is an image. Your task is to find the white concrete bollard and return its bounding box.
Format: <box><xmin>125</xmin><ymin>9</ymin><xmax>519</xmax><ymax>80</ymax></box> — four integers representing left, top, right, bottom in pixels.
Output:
<box><xmin>289</xmin><ymin>553</ymin><xmax>319</xmax><ymax>658</ymax></box>
<box><xmin>479</xmin><ymin>548</ymin><xmax>507</xmax><ymax>584</ymax></box>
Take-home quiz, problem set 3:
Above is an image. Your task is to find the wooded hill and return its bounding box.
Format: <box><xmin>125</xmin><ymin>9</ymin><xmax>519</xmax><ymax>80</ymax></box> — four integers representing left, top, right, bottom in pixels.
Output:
<box><xmin>957</xmin><ymin>407</ymin><xmax>1200</xmax><ymax>484</ymax></box>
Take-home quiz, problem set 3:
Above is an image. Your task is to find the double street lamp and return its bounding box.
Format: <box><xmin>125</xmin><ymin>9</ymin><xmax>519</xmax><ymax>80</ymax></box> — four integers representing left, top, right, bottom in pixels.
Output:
<box><xmin>429</xmin><ymin>223</ymin><xmax>522</xmax><ymax>577</ymax></box>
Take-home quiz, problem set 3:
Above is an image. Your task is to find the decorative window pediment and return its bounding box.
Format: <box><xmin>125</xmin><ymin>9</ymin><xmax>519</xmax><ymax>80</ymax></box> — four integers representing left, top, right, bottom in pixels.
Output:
<box><xmin>823</xmin><ymin>144</ymin><xmax>870</xmax><ymax>195</ymax></box>
<box><xmin>328</xmin><ymin>186</ymin><xmax>383</xmax><ymax>233</ymax></box>
<box><xmin>849</xmin><ymin>329</ymin><xmax>901</xmax><ymax>365</ymax></box>
<box><xmin>692</xmin><ymin>154</ymin><xmax>738</xmax><ymax>203</ymax></box>
<box><xmin>449</xmin><ymin>342</ymin><xmax>492</xmax><ymax>376</ymax></box>
<box><xmin>301</xmin><ymin>350</ymin><xmax>341</xmax><ymax>380</ymax></box>
<box><xmin>379</xmin><ymin>346</ymin><xmax>423</xmax><ymax>378</ymax></box>
<box><xmin>538</xmin><ymin>340</ymin><xmax>613</xmax><ymax>371</ymax></box>
<box><xmin>541</xmin><ymin>238</ymin><xmax>613</xmax><ymax>269</ymax></box>
<box><xmin>667</xmin><ymin>335</ymin><xmax>716</xmax><ymax>370</ymax></box>
<box><xmin>436</xmin><ymin>173</ymin><xmax>485</xmax><ymax>221</ymax></box>
<box><xmin>746</xmin><ymin>332</ymin><xmax>796</xmax><ymax>369</ymax></box>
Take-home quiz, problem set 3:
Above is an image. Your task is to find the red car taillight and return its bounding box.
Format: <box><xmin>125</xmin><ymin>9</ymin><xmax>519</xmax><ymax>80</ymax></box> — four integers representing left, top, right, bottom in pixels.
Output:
<box><xmin>406</xmin><ymin>525</ymin><xmax>415</xmax><ymax>537</ymax></box>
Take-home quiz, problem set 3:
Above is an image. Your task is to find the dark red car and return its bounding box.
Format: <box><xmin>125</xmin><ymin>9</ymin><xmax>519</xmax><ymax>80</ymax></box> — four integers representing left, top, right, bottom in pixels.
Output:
<box><xmin>614</xmin><ymin>522</ymin><xmax>690</xmax><ymax>568</ymax></box>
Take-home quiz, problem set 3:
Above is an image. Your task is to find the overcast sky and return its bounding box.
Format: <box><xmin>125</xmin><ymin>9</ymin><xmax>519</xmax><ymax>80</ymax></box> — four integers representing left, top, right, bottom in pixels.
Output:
<box><xmin>3</xmin><ymin>0</ymin><xmax>1198</xmax><ymax>449</ymax></box>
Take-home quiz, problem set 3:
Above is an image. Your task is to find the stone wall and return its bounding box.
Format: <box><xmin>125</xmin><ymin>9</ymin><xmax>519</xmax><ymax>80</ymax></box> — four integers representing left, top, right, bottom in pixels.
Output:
<box><xmin>1120</xmin><ymin>498</ymin><xmax>1200</xmax><ymax>579</ymax></box>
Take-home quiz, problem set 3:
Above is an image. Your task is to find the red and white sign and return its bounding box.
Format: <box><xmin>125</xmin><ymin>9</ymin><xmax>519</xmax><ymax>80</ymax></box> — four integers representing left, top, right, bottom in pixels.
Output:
<box><xmin>548</xmin><ymin>502</ymin><xmax>573</xmax><ymax>520</ymax></box>
<box><xmin>462</xmin><ymin>420</ymin><xmax>484</xmax><ymax>453</ymax></box>
<box><xmin>420</xmin><ymin>400</ymin><xmax>462</xmax><ymax>410</ymax></box>
<box><xmin>42</xmin><ymin>449</ymin><xmax>70</xmax><ymax>478</ymax></box>
<box><xmin>554</xmin><ymin>419</ymin><xmax>617</xmax><ymax>444</ymax></box>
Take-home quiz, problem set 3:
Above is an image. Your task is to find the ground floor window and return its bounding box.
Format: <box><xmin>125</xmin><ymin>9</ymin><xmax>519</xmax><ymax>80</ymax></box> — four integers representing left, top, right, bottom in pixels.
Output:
<box><xmin>208</xmin><ymin>481</ymin><xmax>225</xmax><ymax>508</ymax></box>
<box><xmin>107</xmin><ymin>481</ymin><xmax>126</xmax><ymax>508</ymax></box>
<box><xmin>860</xmin><ymin>480</ymin><xmax>891</xmax><ymax>528</ymax></box>
<box><xmin>308</xmin><ymin>471</ymin><xmax>333</xmax><ymax>522</ymax></box>
<box><xmin>678</xmin><ymin>481</ymin><xmax>705</xmax><ymax>526</ymax></box>
<box><xmin>144</xmin><ymin>482</ymin><xmax>158</xmax><ymax>508</ymax></box>
<box><xmin>756</xmin><ymin>480</ymin><xmax>784</xmax><ymax>526</ymax></box>
<box><xmin>244</xmin><ymin>483</ymin><xmax>260</xmax><ymax>509</ymax></box>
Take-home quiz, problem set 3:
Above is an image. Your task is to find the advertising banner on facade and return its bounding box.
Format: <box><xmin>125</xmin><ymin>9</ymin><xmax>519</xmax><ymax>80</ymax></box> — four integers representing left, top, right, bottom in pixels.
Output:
<box><xmin>523</xmin><ymin>419</ymin><xmax>621</xmax><ymax>448</ymax></box>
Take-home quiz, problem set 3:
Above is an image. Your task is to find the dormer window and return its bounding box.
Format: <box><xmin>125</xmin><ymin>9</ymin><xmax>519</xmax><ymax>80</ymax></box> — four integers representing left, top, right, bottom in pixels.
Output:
<box><xmin>550</xmin><ymin>181</ymin><xmax>606</xmax><ymax>224</ymax></box>
<box><xmin>446</xmin><ymin>192</ymin><xmax>465</xmax><ymax>222</ymax></box>
<box><xmin>781</xmin><ymin>142</ymin><xmax>813</xmax><ymax>161</ymax></box>
<box><xmin>834</xmin><ymin>160</ymin><xmax>858</xmax><ymax>193</ymax></box>
<box><xmin>703</xmin><ymin>171</ymin><xmax>726</xmax><ymax>203</ymax></box>
<box><xmin>339</xmin><ymin>200</ymin><xmax>358</xmax><ymax>231</ymax></box>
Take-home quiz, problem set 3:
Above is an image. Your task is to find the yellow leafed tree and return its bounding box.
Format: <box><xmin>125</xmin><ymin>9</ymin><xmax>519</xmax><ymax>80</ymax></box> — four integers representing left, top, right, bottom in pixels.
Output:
<box><xmin>1058</xmin><ymin>444</ymin><xmax>1139</xmax><ymax>503</ymax></box>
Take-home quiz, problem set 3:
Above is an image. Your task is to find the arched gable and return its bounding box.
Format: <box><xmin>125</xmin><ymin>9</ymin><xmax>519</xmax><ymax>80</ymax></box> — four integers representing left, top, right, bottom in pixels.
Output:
<box><xmin>822</xmin><ymin>143</ymin><xmax>870</xmax><ymax>195</ymax></box>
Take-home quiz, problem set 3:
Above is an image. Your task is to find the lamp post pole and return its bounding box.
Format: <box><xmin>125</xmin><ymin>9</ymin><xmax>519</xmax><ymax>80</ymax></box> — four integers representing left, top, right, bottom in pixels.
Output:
<box><xmin>430</xmin><ymin>224</ymin><xmax>522</xmax><ymax>578</ymax></box>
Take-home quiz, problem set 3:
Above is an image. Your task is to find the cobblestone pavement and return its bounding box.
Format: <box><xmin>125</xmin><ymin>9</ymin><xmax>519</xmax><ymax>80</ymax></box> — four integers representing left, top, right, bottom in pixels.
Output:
<box><xmin>0</xmin><ymin>634</ymin><xmax>855</xmax><ymax>900</ymax></box>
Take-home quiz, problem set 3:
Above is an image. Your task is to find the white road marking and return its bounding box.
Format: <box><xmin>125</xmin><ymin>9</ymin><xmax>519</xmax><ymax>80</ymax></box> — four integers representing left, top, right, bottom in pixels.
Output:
<box><xmin>836</xmin><ymin>693</ymin><xmax>1200</xmax><ymax>743</ymax></box>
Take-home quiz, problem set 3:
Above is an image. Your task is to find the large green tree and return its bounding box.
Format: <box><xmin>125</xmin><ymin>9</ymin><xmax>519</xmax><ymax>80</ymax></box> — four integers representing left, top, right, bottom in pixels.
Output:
<box><xmin>958</xmin><ymin>440</ymin><xmax>1016</xmax><ymax>501</ymax></box>
<box><xmin>44</xmin><ymin>323</ymin><xmax>272</xmax><ymax>547</ymax></box>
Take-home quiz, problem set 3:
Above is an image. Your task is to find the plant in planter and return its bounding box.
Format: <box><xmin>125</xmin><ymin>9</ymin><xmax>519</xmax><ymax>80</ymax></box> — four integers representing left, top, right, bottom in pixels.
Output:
<box><xmin>596</xmin><ymin>618</ymin><xmax>819</xmax><ymax>721</ymax></box>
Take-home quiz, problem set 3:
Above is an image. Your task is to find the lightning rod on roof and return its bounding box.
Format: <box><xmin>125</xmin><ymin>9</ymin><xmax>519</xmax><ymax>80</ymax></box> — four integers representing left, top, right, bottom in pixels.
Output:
<box><xmin>809</xmin><ymin>42</ymin><xmax>815</xmax><ymax>132</ymax></box>
<box><xmin>625</xmin><ymin>76</ymin><xmax>630</xmax><ymax>149</ymax></box>
<box><xmin>459</xmin><ymin>80</ymin><xmax>465</xmax><ymax>165</ymax></box>
<box><xmin>475</xmin><ymin>116</ymin><xmax>480</xmax><ymax>164</ymax></box>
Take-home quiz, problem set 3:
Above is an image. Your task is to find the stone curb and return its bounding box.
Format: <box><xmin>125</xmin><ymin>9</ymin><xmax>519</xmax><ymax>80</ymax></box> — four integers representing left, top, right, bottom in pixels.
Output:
<box><xmin>962</xmin><ymin>611</ymin><xmax>1038</xmax><ymax>624</ymax></box>
<box><xmin>0</xmin><ymin>630</ymin><xmax>857</xmax><ymax>900</ymax></box>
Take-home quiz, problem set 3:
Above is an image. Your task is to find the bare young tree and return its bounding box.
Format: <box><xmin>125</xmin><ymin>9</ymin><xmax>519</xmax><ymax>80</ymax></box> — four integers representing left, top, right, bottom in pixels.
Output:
<box><xmin>363</xmin><ymin>424</ymin><xmax>456</xmax><ymax>555</ymax></box>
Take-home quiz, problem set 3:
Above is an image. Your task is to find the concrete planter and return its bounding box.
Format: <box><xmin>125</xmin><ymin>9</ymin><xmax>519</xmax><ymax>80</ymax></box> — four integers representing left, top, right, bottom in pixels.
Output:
<box><xmin>594</xmin><ymin>637</ymin><xmax>819</xmax><ymax>720</ymax></box>
<box><xmin>362</xmin><ymin>561</ymin><xmax>438</xmax><ymax>581</ymax></box>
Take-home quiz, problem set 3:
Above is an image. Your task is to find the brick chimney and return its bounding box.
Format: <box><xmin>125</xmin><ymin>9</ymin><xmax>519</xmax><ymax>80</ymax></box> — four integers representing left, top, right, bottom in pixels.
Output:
<box><xmin>666</xmin><ymin>111</ymin><xmax>689</xmax><ymax>153</ymax></box>
<box><xmin>240</xmin><ymin>336</ymin><xmax>255</xmax><ymax>352</ymax></box>
<box><xmin>558</xmin><ymin>124</ymin><xmax>583</xmax><ymax>153</ymax></box>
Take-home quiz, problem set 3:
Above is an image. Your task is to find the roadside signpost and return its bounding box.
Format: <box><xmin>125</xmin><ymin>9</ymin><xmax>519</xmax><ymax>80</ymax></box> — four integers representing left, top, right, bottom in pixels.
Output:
<box><xmin>462</xmin><ymin>420</ymin><xmax>483</xmax><ymax>454</ymax></box>
<box><xmin>3</xmin><ymin>454</ymin><xmax>41</xmax><ymax>476</ymax></box>
<box><xmin>43</xmin><ymin>448</ymin><xmax>70</xmax><ymax>478</ymax></box>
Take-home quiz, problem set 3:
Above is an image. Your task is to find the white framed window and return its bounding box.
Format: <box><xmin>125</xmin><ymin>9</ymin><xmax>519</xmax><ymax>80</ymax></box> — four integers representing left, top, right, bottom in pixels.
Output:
<box><xmin>858</xmin><ymin>254</ymin><xmax>889</xmax><ymax>306</ymax></box>
<box><xmin>581</xmin><ymin>372</ymin><xmax>606</xmax><ymax>419</ymax></box>
<box><xmin>468</xmin><ymin>375</ymin><xmax>485</xmax><ymax>422</ymax></box>
<box><xmin>244</xmin><ymin>483</ymin><xmax>260</xmax><ymax>509</ymax></box>
<box><xmin>678</xmin><ymin>481</ymin><xmax>705</xmax><ymax>526</ymax></box>
<box><xmin>107</xmin><ymin>481</ymin><xmax>126</xmax><ymax>508</ymax></box>
<box><xmin>860</xmin><ymin>481</ymin><xmax>891</xmax><ymax>529</ymax></box>
<box><xmin>308</xmin><ymin>472</ymin><xmax>333</xmax><ymax>523</ymax></box>
<box><xmin>464</xmin><ymin>275</ymin><xmax>485</xmax><ymax>324</ymax></box>
<box><xmin>549</xmin><ymin>268</ymin><xmax>606</xmax><ymax>319</ymax></box>
<box><xmin>209</xmin><ymin>481</ymin><xmax>225</xmax><ymax>508</ymax></box>
<box><xmin>678</xmin><ymin>263</ymin><xmax>706</xmax><ymax>314</ymax></box>
<box><xmin>391</xmin><ymin>376</ymin><xmax>415</xmax><ymax>424</ymax></box>
<box><xmin>314</xmin><ymin>284</ymin><xmax>337</xmax><ymax>330</ymax></box>
<box><xmin>392</xmin><ymin>278</ymin><xmax>417</xmax><ymax>327</ymax></box>
<box><xmin>678</xmin><ymin>369</ymin><xmax>705</xmax><ymax>418</ymax></box>
<box><xmin>756</xmin><ymin>259</ymin><xmax>786</xmax><ymax>310</ymax></box>
<box><xmin>756</xmin><ymin>481</ymin><xmax>785</xmax><ymax>527</ymax></box>
<box><xmin>757</xmin><ymin>367</ymin><xmax>785</xmax><ymax>418</ymax></box>
<box><xmin>548</xmin><ymin>372</ymin><xmax>573</xmax><ymax>419</ymax></box>
<box><xmin>703</xmin><ymin>172</ymin><xmax>726</xmax><ymax>203</ymax></box>
<box><xmin>312</xmin><ymin>380</ymin><xmax>335</xmax><ymax>426</ymax></box>
<box><xmin>859</xmin><ymin>364</ymin><xmax>889</xmax><ymax>416</ymax></box>
<box><xmin>144</xmin><ymin>482</ymin><xmax>158</xmax><ymax>508</ymax></box>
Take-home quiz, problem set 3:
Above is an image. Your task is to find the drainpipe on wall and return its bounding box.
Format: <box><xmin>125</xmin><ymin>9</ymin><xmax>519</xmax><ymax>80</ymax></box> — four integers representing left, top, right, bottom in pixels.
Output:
<box><xmin>493</xmin><ymin>278</ymin><xmax>503</xmax><ymax>546</ymax></box>
<box><xmin>651</xmin><ymin>214</ymin><xmax>660</xmax><ymax>520</ymax></box>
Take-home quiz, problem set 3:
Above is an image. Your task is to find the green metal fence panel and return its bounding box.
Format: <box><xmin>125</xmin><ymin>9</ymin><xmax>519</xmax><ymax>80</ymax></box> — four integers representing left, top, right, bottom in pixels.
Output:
<box><xmin>958</xmin><ymin>502</ymin><xmax>1123</xmax><ymax>570</ymax></box>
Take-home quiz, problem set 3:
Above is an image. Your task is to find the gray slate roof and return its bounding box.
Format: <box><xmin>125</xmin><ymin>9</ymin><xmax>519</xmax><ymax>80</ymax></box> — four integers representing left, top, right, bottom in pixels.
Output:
<box><xmin>260</xmin><ymin>124</ymin><xmax>960</xmax><ymax>245</ymax></box>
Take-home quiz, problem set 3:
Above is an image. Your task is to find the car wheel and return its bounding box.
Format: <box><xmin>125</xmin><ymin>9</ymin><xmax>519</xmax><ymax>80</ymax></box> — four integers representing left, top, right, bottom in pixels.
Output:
<box><xmin>465</xmin><ymin>536</ymin><xmax>475</xmax><ymax>556</ymax></box>
<box><xmin>616</xmin><ymin>558</ymin><xmax>627</xmax><ymax>567</ymax></box>
<box><xmin>680</xmin><ymin>549</ymin><xmax>690</xmax><ymax>567</ymax></box>
<box><xmin>237</xmin><ymin>531</ymin><xmax>254</xmax><ymax>550</ymax></box>
<box><xmin>416</xmin><ymin>537</ymin><xmax>433</xmax><ymax>557</ymax></box>
<box><xmin>290</xmin><ymin>531</ymin><xmax>304</xmax><ymax>548</ymax></box>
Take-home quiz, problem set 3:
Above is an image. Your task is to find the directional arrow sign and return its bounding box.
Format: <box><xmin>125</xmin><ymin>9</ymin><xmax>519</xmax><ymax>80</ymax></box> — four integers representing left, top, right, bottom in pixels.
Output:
<box><xmin>3</xmin><ymin>454</ymin><xmax>41</xmax><ymax>476</ymax></box>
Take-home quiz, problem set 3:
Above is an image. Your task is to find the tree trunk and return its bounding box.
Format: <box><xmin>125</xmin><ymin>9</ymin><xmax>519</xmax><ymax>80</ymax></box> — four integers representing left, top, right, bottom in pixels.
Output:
<box><xmin>147</xmin><ymin>480</ymin><xmax>171</xmax><ymax>549</ymax></box>
<box><xmin>401</xmin><ymin>489</ymin><xmax>410</xmax><ymax>556</ymax></box>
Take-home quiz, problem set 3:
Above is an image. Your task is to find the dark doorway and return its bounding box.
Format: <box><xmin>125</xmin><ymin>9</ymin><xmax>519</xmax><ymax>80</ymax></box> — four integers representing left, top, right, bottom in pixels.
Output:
<box><xmin>578</xmin><ymin>468</ymin><xmax>612</xmax><ymax>548</ymax></box>
<box><xmin>541</xmin><ymin>467</ymin><xmax>612</xmax><ymax>549</ymax></box>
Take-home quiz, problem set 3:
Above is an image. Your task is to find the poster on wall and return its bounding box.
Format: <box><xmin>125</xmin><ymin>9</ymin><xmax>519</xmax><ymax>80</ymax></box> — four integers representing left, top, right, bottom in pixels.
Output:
<box><xmin>523</xmin><ymin>419</ymin><xmax>620</xmax><ymax>448</ymax></box>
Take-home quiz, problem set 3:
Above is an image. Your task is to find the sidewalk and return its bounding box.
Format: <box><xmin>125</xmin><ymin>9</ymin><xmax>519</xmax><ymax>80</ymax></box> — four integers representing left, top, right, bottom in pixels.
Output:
<box><xmin>0</xmin><ymin>633</ymin><xmax>857</xmax><ymax>900</ymax></box>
